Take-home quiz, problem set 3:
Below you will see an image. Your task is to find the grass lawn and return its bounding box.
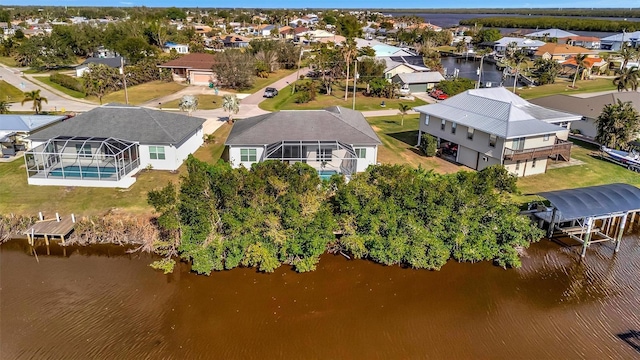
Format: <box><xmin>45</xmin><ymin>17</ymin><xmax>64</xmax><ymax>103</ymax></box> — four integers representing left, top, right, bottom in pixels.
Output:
<box><xmin>366</xmin><ymin>114</ymin><xmax>464</xmax><ymax>173</ymax></box>
<box><xmin>517</xmin><ymin>78</ymin><xmax>616</xmax><ymax>100</ymax></box>
<box><xmin>515</xmin><ymin>141</ymin><xmax>640</xmax><ymax>204</ymax></box>
<box><xmin>0</xmin><ymin>80</ymin><xmax>24</xmax><ymax>102</ymax></box>
<box><xmin>239</xmin><ymin>69</ymin><xmax>297</xmax><ymax>94</ymax></box>
<box><xmin>162</xmin><ymin>95</ymin><xmax>223</xmax><ymax>110</ymax></box>
<box><xmin>32</xmin><ymin>76</ymin><xmax>86</xmax><ymax>99</ymax></box>
<box><xmin>0</xmin><ymin>123</ymin><xmax>232</xmax><ymax>217</ymax></box>
<box><xmin>86</xmin><ymin>81</ymin><xmax>186</xmax><ymax>105</ymax></box>
<box><xmin>260</xmin><ymin>84</ymin><xmax>427</xmax><ymax>112</ymax></box>
<box><xmin>0</xmin><ymin>56</ymin><xmax>18</xmax><ymax>67</ymax></box>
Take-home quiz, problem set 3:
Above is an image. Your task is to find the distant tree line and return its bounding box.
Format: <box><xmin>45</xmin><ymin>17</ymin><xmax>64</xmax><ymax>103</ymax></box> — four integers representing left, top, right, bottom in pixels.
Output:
<box><xmin>384</xmin><ymin>9</ymin><xmax>640</xmax><ymax>18</ymax></box>
<box><xmin>147</xmin><ymin>158</ymin><xmax>543</xmax><ymax>275</ymax></box>
<box><xmin>460</xmin><ymin>17</ymin><xmax>640</xmax><ymax>32</ymax></box>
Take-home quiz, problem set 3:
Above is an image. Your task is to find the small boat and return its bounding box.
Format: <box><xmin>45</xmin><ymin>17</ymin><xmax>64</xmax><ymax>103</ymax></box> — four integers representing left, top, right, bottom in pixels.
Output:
<box><xmin>601</xmin><ymin>146</ymin><xmax>640</xmax><ymax>172</ymax></box>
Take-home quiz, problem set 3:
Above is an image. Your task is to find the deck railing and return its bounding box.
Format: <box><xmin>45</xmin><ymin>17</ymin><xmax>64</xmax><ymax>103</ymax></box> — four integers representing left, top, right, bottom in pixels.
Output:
<box><xmin>504</xmin><ymin>139</ymin><xmax>572</xmax><ymax>162</ymax></box>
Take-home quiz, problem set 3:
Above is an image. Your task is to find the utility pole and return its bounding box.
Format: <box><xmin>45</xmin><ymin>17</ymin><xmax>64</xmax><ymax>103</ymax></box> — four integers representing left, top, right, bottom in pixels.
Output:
<box><xmin>120</xmin><ymin>56</ymin><xmax>129</xmax><ymax>105</ymax></box>
<box><xmin>293</xmin><ymin>46</ymin><xmax>303</xmax><ymax>94</ymax></box>
<box><xmin>352</xmin><ymin>59</ymin><xmax>358</xmax><ymax>110</ymax></box>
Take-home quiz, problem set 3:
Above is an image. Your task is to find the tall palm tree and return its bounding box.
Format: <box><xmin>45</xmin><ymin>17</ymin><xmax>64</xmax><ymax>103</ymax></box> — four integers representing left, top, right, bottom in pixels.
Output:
<box><xmin>618</xmin><ymin>45</ymin><xmax>637</xmax><ymax>72</ymax></box>
<box><xmin>21</xmin><ymin>89</ymin><xmax>48</xmax><ymax>114</ymax></box>
<box><xmin>571</xmin><ymin>53</ymin><xmax>589</xmax><ymax>89</ymax></box>
<box><xmin>511</xmin><ymin>51</ymin><xmax>527</xmax><ymax>93</ymax></box>
<box><xmin>0</xmin><ymin>100</ymin><xmax>10</xmax><ymax>114</ymax></box>
<box><xmin>222</xmin><ymin>94</ymin><xmax>240</xmax><ymax>122</ymax></box>
<box><xmin>476</xmin><ymin>48</ymin><xmax>492</xmax><ymax>89</ymax></box>
<box><xmin>341</xmin><ymin>38</ymin><xmax>357</xmax><ymax>101</ymax></box>
<box><xmin>613</xmin><ymin>66</ymin><xmax>640</xmax><ymax>92</ymax></box>
<box><xmin>398</xmin><ymin>103</ymin><xmax>411</xmax><ymax>127</ymax></box>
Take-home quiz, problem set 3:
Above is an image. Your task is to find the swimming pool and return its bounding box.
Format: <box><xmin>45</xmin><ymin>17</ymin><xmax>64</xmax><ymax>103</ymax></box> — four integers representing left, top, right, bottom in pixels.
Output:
<box><xmin>49</xmin><ymin>166</ymin><xmax>117</xmax><ymax>178</ymax></box>
<box><xmin>318</xmin><ymin>170</ymin><xmax>338</xmax><ymax>181</ymax></box>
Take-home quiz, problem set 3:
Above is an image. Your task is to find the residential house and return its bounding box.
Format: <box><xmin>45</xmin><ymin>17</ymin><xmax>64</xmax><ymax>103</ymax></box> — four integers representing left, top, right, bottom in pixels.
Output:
<box><xmin>75</xmin><ymin>56</ymin><xmax>123</xmax><ymax>78</ymax></box>
<box><xmin>25</xmin><ymin>104</ymin><xmax>205</xmax><ymax>188</ymax></box>
<box><xmin>225</xmin><ymin>107</ymin><xmax>381</xmax><ymax>176</ymax></box>
<box><xmin>379</xmin><ymin>55</ymin><xmax>430</xmax><ymax>81</ymax></box>
<box><xmin>525</xmin><ymin>28</ymin><xmax>578</xmax><ymax>39</ymax></box>
<box><xmin>562</xmin><ymin>36</ymin><xmax>601</xmax><ymax>49</ymax></box>
<box><xmin>279</xmin><ymin>26</ymin><xmax>295</xmax><ymax>39</ymax></box>
<box><xmin>157</xmin><ymin>53</ymin><xmax>216</xmax><ymax>86</ymax></box>
<box><xmin>164</xmin><ymin>42</ymin><xmax>189</xmax><ymax>54</ymax></box>
<box><xmin>255</xmin><ymin>24</ymin><xmax>276</xmax><ymax>37</ymax></box>
<box><xmin>492</xmin><ymin>37</ymin><xmax>546</xmax><ymax>55</ymax></box>
<box><xmin>561</xmin><ymin>56</ymin><xmax>608</xmax><ymax>77</ymax></box>
<box><xmin>414</xmin><ymin>87</ymin><xmax>582</xmax><ymax>177</ymax></box>
<box><xmin>219</xmin><ymin>34</ymin><xmax>250</xmax><ymax>48</ymax></box>
<box><xmin>534</xmin><ymin>43</ymin><xmax>597</xmax><ymax>61</ymax></box>
<box><xmin>193</xmin><ymin>24</ymin><xmax>212</xmax><ymax>35</ymax></box>
<box><xmin>600</xmin><ymin>31</ymin><xmax>640</xmax><ymax>51</ymax></box>
<box><xmin>391</xmin><ymin>72</ymin><xmax>444</xmax><ymax>93</ymax></box>
<box><xmin>0</xmin><ymin>115</ymin><xmax>67</xmax><ymax>156</ymax></box>
<box><xmin>530</xmin><ymin>92</ymin><xmax>640</xmax><ymax>140</ymax></box>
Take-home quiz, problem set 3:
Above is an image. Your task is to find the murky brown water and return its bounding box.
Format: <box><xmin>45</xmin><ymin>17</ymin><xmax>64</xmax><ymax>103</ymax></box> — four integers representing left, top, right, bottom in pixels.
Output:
<box><xmin>1</xmin><ymin>235</ymin><xmax>639</xmax><ymax>359</ymax></box>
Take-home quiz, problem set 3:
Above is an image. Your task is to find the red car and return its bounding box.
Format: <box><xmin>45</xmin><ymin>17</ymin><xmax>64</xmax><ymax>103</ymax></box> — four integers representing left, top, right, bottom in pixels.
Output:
<box><xmin>429</xmin><ymin>89</ymin><xmax>448</xmax><ymax>100</ymax></box>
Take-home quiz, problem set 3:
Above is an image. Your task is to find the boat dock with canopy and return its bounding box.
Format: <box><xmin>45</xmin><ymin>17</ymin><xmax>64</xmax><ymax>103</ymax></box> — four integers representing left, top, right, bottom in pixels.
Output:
<box><xmin>534</xmin><ymin>183</ymin><xmax>640</xmax><ymax>257</ymax></box>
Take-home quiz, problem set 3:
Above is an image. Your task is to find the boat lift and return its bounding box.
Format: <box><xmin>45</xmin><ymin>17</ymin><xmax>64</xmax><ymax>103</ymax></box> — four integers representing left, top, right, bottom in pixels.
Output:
<box><xmin>533</xmin><ymin>183</ymin><xmax>640</xmax><ymax>257</ymax></box>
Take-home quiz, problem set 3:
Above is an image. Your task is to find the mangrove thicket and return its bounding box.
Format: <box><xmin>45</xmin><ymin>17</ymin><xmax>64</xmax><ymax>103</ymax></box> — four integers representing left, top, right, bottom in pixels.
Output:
<box><xmin>148</xmin><ymin>157</ymin><xmax>543</xmax><ymax>274</ymax></box>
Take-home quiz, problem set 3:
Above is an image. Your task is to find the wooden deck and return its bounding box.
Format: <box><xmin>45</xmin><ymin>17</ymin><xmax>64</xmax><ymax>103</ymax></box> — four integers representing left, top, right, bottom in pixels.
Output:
<box><xmin>24</xmin><ymin>217</ymin><xmax>76</xmax><ymax>245</ymax></box>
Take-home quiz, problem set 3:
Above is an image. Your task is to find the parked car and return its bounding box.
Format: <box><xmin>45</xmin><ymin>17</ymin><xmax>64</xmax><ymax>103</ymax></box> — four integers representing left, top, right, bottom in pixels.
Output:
<box><xmin>429</xmin><ymin>89</ymin><xmax>448</xmax><ymax>100</ymax></box>
<box><xmin>263</xmin><ymin>87</ymin><xmax>279</xmax><ymax>98</ymax></box>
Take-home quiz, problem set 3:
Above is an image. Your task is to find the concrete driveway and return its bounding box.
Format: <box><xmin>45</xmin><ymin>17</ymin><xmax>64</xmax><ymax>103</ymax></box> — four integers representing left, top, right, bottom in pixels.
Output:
<box><xmin>241</xmin><ymin>67</ymin><xmax>309</xmax><ymax>105</ymax></box>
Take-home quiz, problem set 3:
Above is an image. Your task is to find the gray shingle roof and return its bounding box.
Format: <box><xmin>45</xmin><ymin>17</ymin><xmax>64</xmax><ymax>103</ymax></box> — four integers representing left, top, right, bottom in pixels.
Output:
<box><xmin>77</xmin><ymin>56</ymin><xmax>123</xmax><ymax>69</ymax></box>
<box><xmin>530</xmin><ymin>92</ymin><xmax>640</xmax><ymax>120</ymax></box>
<box><xmin>29</xmin><ymin>104</ymin><xmax>205</xmax><ymax>145</ymax></box>
<box><xmin>414</xmin><ymin>87</ymin><xmax>581</xmax><ymax>139</ymax></box>
<box><xmin>225</xmin><ymin>106</ymin><xmax>381</xmax><ymax>146</ymax></box>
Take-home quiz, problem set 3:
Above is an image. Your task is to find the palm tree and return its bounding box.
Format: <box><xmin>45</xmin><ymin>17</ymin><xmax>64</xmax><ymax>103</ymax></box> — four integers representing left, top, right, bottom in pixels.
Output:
<box><xmin>341</xmin><ymin>38</ymin><xmax>357</xmax><ymax>101</ymax></box>
<box><xmin>178</xmin><ymin>95</ymin><xmax>198</xmax><ymax>116</ymax></box>
<box><xmin>222</xmin><ymin>94</ymin><xmax>240</xmax><ymax>122</ymax></box>
<box><xmin>571</xmin><ymin>53</ymin><xmax>589</xmax><ymax>89</ymax></box>
<box><xmin>613</xmin><ymin>66</ymin><xmax>640</xmax><ymax>92</ymax></box>
<box><xmin>618</xmin><ymin>45</ymin><xmax>637</xmax><ymax>72</ymax></box>
<box><xmin>596</xmin><ymin>99</ymin><xmax>640</xmax><ymax>149</ymax></box>
<box><xmin>510</xmin><ymin>51</ymin><xmax>527</xmax><ymax>93</ymax></box>
<box><xmin>21</xmin><ymin>89</ymin><xmax>48</xmax><ymax>114</ymax></box>
<box><xmin>475</xmin><ymin>48</ymin><xmax>492</xmax><ymax>89</ymax></box>
<box><xmin>398</xmin><ymin>103</ymin><xmax>411</xmax><ymax>127</ymax></box>
<box><xmin>0</xmin><ymin>101</ymin><xmax>10</xmax><ymax>114</ymax></box>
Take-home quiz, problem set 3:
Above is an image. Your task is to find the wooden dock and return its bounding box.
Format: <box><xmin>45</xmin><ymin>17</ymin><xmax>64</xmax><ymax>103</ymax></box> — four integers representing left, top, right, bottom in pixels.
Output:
<box><xmin>24</xmin><ymin>216</ymin><xmax>76</xmax><ymax>245</ymax></box>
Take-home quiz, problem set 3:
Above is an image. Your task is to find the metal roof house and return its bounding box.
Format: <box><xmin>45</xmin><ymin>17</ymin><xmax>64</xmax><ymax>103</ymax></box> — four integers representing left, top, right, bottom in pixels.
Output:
<box><xmin>525</xmin><ymin>28</ymin><xmax>578</xmax><ymax>39</ymax></box>
<box><xmin>600</xmin><ymin>31</ymin><xmax>640</xmax><ymax>51</ymax></box>
<box><xmin>391</xmin><ymin>72</ymin><xmax>445</xmax><ymax>93</ymax></box>
<box><xmin>25</xmin><ymin>104</ymin><xmax>206</xmax><ymax>188</ymax></box>
<box><xmin>0</xmin><ymin>115</ymin><xmax>67</xmax><ymax>156</ymax></box>
<box><xmin>414</xmin><ymin>87</ymin><xmax>582</xmax><ymax>177</ymax></box>
<box><xmin>225</xmin><ymin>107</ymin><xmax>381</xmax><ymax>177</ymax></box>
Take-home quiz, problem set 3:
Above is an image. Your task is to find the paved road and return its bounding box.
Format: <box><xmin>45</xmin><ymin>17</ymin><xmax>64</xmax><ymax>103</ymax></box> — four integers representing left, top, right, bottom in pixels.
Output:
<box><xmin>1</xmin><ymin>64</ymin><xmax>96</xmax><ymax>112</ymax></box>
<box><xmin>241</xmin><ymin>67</ymin><xmax>310</xmax><ymax>105</ymax></box>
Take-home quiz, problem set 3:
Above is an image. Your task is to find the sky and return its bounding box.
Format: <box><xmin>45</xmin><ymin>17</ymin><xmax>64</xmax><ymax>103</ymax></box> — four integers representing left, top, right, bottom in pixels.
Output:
<box><xmin>7</xmin><ymin>1</ymin><xmax>640</xmax><ymax>9</ymax></box>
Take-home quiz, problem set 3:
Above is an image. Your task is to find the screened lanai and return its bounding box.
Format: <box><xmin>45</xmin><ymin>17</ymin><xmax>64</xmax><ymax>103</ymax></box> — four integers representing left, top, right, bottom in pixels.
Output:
<box><xmin>24</xmin><ymin>136</ymin><xmax>140</xmax><ymax>182</ymax></box>
<box><xmin>263</xmin><ymin>140</ymin><xmax>358</xmax><ymax>177</ymax></box>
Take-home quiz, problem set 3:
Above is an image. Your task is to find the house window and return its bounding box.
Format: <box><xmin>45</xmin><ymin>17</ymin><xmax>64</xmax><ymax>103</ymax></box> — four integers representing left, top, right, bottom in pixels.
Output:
<box><xmin>489</xmin><ymin>134</ymin><xmax>497</xmax><ymax>148</ymax></box>
<box><xmin>240</xmin><ymin>148</ymin><xmax>257</xmax><ymax>162</ymax></box>
<box><xmin>451</xmin><ymin>123</ymin><xmax>457</xmax><ymax>134</ymax></box>
<box><xmin>425</xmin><ymin>115</ymin><xmax>430</xmax><ymax>126</ymax></box>
<box><xmin>149</xmin><ymin>146</ymin><xmax>166</xmax><ymax>160</ymax></box>
<box><xmin>385</xmin><ymin>73</ymin><xmax>392</xmax><ymax>79</ymax></box>
<box><xmin>543</xmin><ymin>134</ymin><xmax>550</xmax><ymax>141</ymax></box>
<box><xmin>441</xmin><ymin>119</ymin><xmax>446</xmax><ymax>131</ymax></box>
<box><xmin>75</xmin><ymin>144</ymin><xmax>91</xmax><ymax>157</ymax></box>
<box><xmin>354</xmin><ymin>148</ymin><xmax>367</xmax><ymax>159</ymax></box>
<box><xmin>532</xmin><ymin>159</ymin><xmax>536</xmax><ymax>168</ymax></box>
<box><xmin>317</xmin><ymin>148</ymin><xmax>333</xmax><ymax>161</ymax></box>
<box><xmin>467</xmin><ymin>127</ymin><xmax>474</xmax><ymax>140</ymax></box>
<box><xmin>516</xmin><ymin>160</ymin><xmax>521</xmax><ymax>170</ymax></box>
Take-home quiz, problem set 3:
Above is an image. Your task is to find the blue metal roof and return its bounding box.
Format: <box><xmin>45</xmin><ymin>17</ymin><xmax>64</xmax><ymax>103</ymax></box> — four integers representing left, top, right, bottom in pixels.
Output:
<box><xmin>0</xmin><ymin>115</ymin><xmax>66</xmax><ymax>132</ymax></box>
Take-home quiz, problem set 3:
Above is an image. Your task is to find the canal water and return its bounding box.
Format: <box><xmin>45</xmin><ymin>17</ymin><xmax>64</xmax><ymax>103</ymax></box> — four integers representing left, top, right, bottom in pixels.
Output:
<box><xmin>1</xmin><ymin>237</ymin><xmax>639</xmax><ymax>359</ymax></box>
<box><xmin>440</xmin><ymin>56</ymin><xmax>519</xmax><ymax>88</ymax></box>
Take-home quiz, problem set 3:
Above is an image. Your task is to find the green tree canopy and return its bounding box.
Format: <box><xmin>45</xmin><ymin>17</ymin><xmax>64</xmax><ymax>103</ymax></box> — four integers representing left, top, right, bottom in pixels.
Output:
<box><xmin>596</xmin><ymin>100</ymin><xmax>640</xmax><ymax>149</ymax></box>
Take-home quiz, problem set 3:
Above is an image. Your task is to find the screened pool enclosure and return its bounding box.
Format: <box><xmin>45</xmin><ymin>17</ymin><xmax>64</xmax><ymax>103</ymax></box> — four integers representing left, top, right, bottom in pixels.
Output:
<box><xmin>25</xmin><ymin>136</ymin><xmax>140</xmax><ymax>182</ymax></box>
<box><xmin>263</xmin><ymin>140</ymin><xmax>358</xmax><ymax>177</ymax></box>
